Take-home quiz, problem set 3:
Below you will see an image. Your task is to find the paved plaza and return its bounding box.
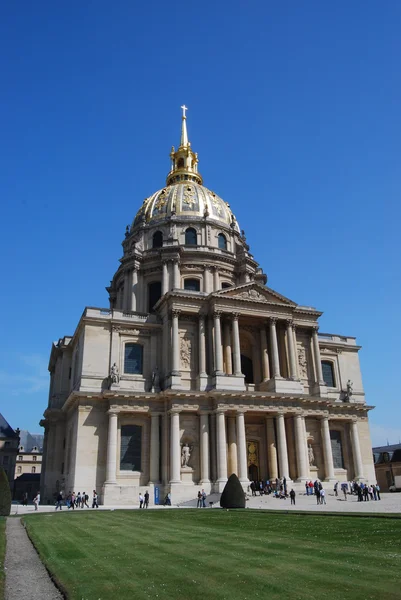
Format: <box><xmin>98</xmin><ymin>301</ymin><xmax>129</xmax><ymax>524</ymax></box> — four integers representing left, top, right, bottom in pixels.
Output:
<box><xmin>9</xmin><ymin>492</ymin><xmax>401</xmax><ymax>515</ymax></box>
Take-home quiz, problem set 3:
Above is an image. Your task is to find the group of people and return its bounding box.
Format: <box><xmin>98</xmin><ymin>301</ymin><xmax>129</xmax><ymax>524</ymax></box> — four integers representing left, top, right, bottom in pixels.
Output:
<box><xmin>54</xmin><ymin>490</ymin><xmax>99</xmax><ymax>510</ymax></box>
<box><xmin>197</xmin><ymin>489</ymin><xmax>207</xmax><ymax>507</ymax></box>
<box><xmin>138</xmin><ymin>491</ymin><xmax>150</xmax><ymax>508</ymax></box>
<box><xmin>249</xmin><ymin>477</ymin><xmax>288</xmax><ymax>497</ymax></box>
<box><xmin>334</xmin><ymin>481</ymin><xmax>381</xmax><ymax>501</ymax></box>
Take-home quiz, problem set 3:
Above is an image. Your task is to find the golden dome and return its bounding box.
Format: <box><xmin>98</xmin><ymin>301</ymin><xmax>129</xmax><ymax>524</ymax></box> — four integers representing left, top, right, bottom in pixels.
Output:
<box><xmin>133</xmin><ymin>182</ymin><xmax>239</xmax><ymax>231</ymax></box>
<box><xmin>132</xmin><ymin>107</ymin><xmax>239</xmax><ymax>232</ymax></box>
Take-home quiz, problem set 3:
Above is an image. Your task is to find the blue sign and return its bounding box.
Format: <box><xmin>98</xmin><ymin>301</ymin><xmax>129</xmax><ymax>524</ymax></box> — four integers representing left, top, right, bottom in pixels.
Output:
<box><xmin>154</xmin><ymin>486</ymin><xmax>160</xmax><ymax>505</ymax></box>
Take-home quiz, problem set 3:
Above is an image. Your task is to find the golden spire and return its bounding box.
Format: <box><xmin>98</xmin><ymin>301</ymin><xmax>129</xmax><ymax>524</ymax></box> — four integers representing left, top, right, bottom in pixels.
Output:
<box><xmin>166</xmin><ymin>106</ymin><xmax>203</xmax><ymax>186</ymax></box>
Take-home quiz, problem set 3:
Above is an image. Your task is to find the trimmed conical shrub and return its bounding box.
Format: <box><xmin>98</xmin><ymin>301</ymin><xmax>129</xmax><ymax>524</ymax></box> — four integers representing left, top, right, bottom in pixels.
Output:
<box><xmin>220</xmin><ymin>473</ymin><xmax>246</xmax><ymax>508</ymax></box>
<box><xmin>0</xmin><ymin>467</ymin><xmax>11</xmax><ymax>516</ymax></box>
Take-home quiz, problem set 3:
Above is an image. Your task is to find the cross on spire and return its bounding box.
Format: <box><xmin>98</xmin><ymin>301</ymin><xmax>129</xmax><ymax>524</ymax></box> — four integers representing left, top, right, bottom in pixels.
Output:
<box><xmin>181</xmin><ymin>104</ymin><xmax>188</xmax><ymax>118</ymax></box>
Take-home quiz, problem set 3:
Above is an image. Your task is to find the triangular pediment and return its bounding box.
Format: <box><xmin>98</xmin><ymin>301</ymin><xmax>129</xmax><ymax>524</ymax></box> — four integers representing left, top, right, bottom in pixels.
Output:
<box><xmin>212</xmin><ymin>283</ymin><xmax>297</xmax><ymax>306</ymax></box>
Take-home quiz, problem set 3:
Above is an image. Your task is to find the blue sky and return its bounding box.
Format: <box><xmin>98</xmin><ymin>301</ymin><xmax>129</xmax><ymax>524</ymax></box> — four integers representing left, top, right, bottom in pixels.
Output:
<box><xmin>0</xmin><ymin>1</ymin><xmax>400</xmax><ymax>446</ymax></box>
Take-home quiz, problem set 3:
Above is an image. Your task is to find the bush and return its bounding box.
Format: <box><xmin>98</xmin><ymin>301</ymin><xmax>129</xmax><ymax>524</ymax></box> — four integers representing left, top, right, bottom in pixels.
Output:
<box><xmin>220</xmin><ymin>473</ymin><xmax>246</xmax><ymax>509</ymax></box>
<box><xmin>0</xmin><ymin>468</ymin><xmax>11</xmax><ymax>516</ymax></box>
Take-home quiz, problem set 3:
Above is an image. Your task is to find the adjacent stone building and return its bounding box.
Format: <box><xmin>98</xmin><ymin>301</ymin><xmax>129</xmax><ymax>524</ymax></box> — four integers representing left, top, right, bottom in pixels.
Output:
<box><xmin>14</xmin><ymin>431</ymin><xmax>43</xmax><ymax>501</ymax></box>
<box><xmin>0</xmin><ymin>413</ymin><xmax>19</xmax><ymax>492</ymax></box>
<box><xmin>41</xmin><ymin>109</ymin><xmax>376</xmax><ymax>505</ymax></box>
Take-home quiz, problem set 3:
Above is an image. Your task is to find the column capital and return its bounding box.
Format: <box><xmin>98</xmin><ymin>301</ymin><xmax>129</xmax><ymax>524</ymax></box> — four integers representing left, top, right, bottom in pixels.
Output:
<box><xmin>236</xmin><ymin>408</ymin><xmax>247</xmax><ymax>415</ymax></box>
<box><xmin>213</xmin><ymin>309</ymin><xmax>222</xmax><ymax>318</ymax></box>
<box><xmin>150</xmin><ymin>411</ymin><xmax>163</xmax><ymax>418</ymax></box>
<box><xmin>231</xmin><ymin>312</ymin><xmax>240</xmax><ymax>321</ymax></box>
<box><xmin>286</xmin><ymin>319</ymin><xmax>294</xmax><ymax>328</ymax></box>
<box><xmin>269</xmin><ymin>316</ymin><xmax>278</xmax><ymax>325</ymax></box>
<box><xmin>171</xmin><ymin>309</ymin><xmax>181</xmax><ymax>318</ymax></box>
<box><xmin>198</xmin><ymin>313</ymin><xmax>206</xmax><ymax>322</ymax></box>
<box><xmin>215</xmin><ymin>407</ymin><xmax>227</xmax><ymax>415</ymax></box>
<box><xmin>312</xmin><ymin>325</ymin><xmax>319</xmax><ymax>333</ymax></box>
<box><xmin>107</xmin><ymin>409</ymin><xmax>119</xmax><ymax>416</ymax></box>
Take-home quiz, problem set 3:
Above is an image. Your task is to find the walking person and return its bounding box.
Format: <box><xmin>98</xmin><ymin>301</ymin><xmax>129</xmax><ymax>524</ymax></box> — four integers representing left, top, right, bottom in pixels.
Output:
<box><xmin>55</xmin><ymin>491</ymin><xmax>63</xmax><ymax>510</ymax></box>
<box><xmin>334</xmin><ymin>481</ymin><xmax>339</xmax><ymax>497</ymax></box>
<box><xmin>197</xmin><ymin>490</ymin><xmax>202</xmax><ymax>507</ymax></box>
<box><xmin>320</xmin><ymin>488</ymin><xmax>326</xmax><ymax>505</ymax></box>
<box><xmin>290</xmin><ymin>489</ymin><xmax>296</xmax><ymax>505</ymax></box>
<box><xmin>76</xmin><ymin>492</ymin><xmax>81</xmax><ymax>508</ymax></box>
<box><xmin>201</xmin><ymin>489</ymin><xmax>207</xmax><ymax>508</ymax></box>
<box><xmin>315</xmin><ymin>486</ymin><xmax>321</xmax><ymax>505</ymax></box>
<box><xmin>139</xmin><ymin>493</ymin><xmax>144</xmax><ymax>508</ymax></box>
<box><xmin>70</xmin><ymin>492</ymin><xmax>76</xmax><ymax>509</ymax></box>
<box><xmin>144</xmin><ymin>490</ymin><xmax>149</xmax><ymax>508</ymax></box>
<box><xmin>375</xmin><ymin>484</ymin><xmax>381</xmax><ymax>500</ymax></box>
<box><xmin>33</xmin><ymin>491</ymin><xmax>40</xmax><ymax>511</ymax></box>
<box><xmin>92</xmin><ymin>490</ymin><xmax>99</xmax><ymax>508</ymax></box>
<box><xmin>83</xmin><ymin>492</ymin><xmax>90</xmax><ymax>508</ymax></box>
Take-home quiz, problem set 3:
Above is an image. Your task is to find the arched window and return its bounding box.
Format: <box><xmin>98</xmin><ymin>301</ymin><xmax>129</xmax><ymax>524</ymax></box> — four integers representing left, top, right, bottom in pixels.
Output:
<box><xmin>148</xmin><ymin>281</ymin><xmax>162</xmax><ymax>313</ymax></box>
<box><xmin>177</xmin><ymin>158</ymin><xmax>184</xmax><ymax>169</ymax></box>
<box><xmin>120</xmin><ymin>424</ymin><xmax>142</xmax><ymax>471</ymax></box>
<box><xmin>152</xmin><ymin>231</ymin><xmax>163</xmax><ymax>248</ymax></box>
<box><xmin>185</xmin><ymin>227</ymin><xmax>197</xmax><ymax>246</ymax></box>
<box><xmin>17</xmin><ymin>466</ymin><xmax>22</xmax><ymax>474</ymax></box>
<box><xmin>32</xmin><ymin>455</ymin><xmax>37</xmax><ymax>462</ymax></box>
<box><xmin>321</xmin><ymin>361</ymin><xmax>336</xmax><ymax>387</ymax></box>
<box><xmin>124</xmin><ymin>343</ymin><xmax>143</xmax><ymax>375</ymax></box>
<box><xmin>184</xmin><ymin>278</ymin><xmax>200</xmax><ymax>292</ymax></box>
<box><xmin>221</xmin><ymin>282</ymin><xmax>232</xmax><ymax>289</ymax></box>
<box><xmin>218</xmin><ymin>233</ymin><xmax>227</xmax><ymax>250</ymax></box>
<box><xmin>32</xmin><ymin>466</ymin><xmax>36</xmax><ymax>473</ymax></box>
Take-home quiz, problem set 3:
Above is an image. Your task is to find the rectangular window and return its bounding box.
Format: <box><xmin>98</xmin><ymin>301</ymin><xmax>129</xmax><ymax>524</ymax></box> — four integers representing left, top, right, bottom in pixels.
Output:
<box><xmin>330</xmin><ymin>430</ymin><xmax>344</xmax><ymax>469</ymax></box>
<box><xmin>18</xmin><ymin>456</ymin><xmax>23</xmax><ymax>461</ymax></box>
<box><xmin>124</xmin><ymin>344</ymin><xmax>143</xmax><ymax>374</ymax></box>
<box><xmin>120</xmin><ymin>425</ymin><xmax>142</xmax><ymax>471</ymax></box>
<box><xmin>322</xmin><ymin>361</ymin><xmax>335</xmax><ymax>387</ymax></box>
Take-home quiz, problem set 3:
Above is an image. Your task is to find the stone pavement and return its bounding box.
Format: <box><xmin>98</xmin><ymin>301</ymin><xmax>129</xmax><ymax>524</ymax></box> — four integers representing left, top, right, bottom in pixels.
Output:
<box><xmin>4</xmin><ymin>518</ymin><xmax>62</xmax><ymax>600</ymax></box>
<box><xmin>9</xmin><ymin>492</ymin><xmax>401</xmax><ymax>514</ymax></box>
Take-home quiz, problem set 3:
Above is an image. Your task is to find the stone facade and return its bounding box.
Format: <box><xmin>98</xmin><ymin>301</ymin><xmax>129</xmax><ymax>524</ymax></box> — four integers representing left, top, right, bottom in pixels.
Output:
<box><xmin>40</xmin><ymin>110</ymin><xmax>376</xmax><ymax>505</ymax></box>
<box><xmin>0</xmin><ymin>413</ymin><xmax>19</xmax><ymax>492</ymax></box>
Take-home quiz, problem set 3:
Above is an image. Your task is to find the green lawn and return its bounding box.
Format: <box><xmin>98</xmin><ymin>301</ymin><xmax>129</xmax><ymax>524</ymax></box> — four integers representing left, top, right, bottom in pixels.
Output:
<box><xmin>24</xmin><ymin>509</ymin><xmax>401</xmax><ymax>600</ymax></box>
<box><xmin>0</xmin><ymin>517</ymin><xmax>5</xmax><ymax>600</ymax></box>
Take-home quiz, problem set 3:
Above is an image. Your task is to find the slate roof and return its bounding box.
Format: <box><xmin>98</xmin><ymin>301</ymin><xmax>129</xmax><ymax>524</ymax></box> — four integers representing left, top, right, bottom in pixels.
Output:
<box><xmin>19</xmin><ymin>431</ymin><xmax>44</xmax><ymax>452</ymax></box>
<box><xmin>0</xmin><ymin>413</ymin><xmax>18</xmax><ymax>439</ymax></box>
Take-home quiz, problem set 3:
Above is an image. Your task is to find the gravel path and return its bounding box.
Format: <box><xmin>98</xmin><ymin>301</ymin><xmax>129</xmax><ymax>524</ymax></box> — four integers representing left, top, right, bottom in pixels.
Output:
<box><xmin>5</xmin><ymin>517</ymin><xmax>63</xmax><ymax>600</ymax></box>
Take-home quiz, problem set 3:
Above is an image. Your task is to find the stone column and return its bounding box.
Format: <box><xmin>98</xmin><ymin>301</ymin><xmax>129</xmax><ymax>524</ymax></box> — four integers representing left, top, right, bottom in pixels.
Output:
<box><xmin>131</xmin><ymin>268</ymin><xmax>138</xmax><ymax>312</ymax></box>
<box><xmin>149</xmin><ymin>413</ymin><xmax>160</xmax><ymax>483</ymax></box>
<box><xmin>105</xmin><ymin>410</ymin><xmax>118</xmax><ymax>484</ymax></box>
<box><xmin>162</xmin><ymin>261</ymin><xmax>169</xmax><ymax>296</ymax></box>
<box><xmin>204</xmin><ymin>266</ymin><xmax>211</xmax><ymax>294</ymax></box>
<box><xmin>293</xmin><ymin>325</ymin><xmax>300</xmax><ymax>379</ymax></box>
<box><xmin>286</xmin><ymin>321</ymin><xmax>298</xmax><ymax>380</ymax></box>
<box><xmin>265</xmin><ymin>417</ymin><xmax>278</xmax><ymax>480</ymax></box>
<box><xmin>312</xmin><ymin>326</ymin><xmax>325</xmax><ymax>384</ymax></box>
<box><xmin>294</xmin><ymin>414</ymin><xmax>308</xmax><ymax>481</ymax></box>
<box><xmin>276</xmin><ymin>413</ymin><xmax>290</xmax><ymax>479</ymax></box>
<box><xmin>232</xmin><ymin>313</ymin><xmax>242</xmax><ymax>376</ymax></box>
<box><xmin>199</xmin><ymin>413</ymin><xmax>210</xmax><ymax>483</ymax></box>
<box><xmin>213</xmin><ymin>311</ymin><xmax>224</xmax><ymax>375</ymax></box>
<box><xmin>236</xmin><ymin>411</ymin><xmax>248</xmax><ymax>483</ymax></box>
<box><xmin>223</xmin><ymin>321</ymin><xmax>233</xmax><ymax>375</ymax></box>
<box><xmin>213</xmin><ymin>267</ymin><xmax>220</xmax><ymax>291</ymax></box>
<box><xmin>171</xmin><ymin>310</ymin><xmax>181</xmax><ymax>375</ymax></box>
<box><xmin>170</xmin><ymin>411</ymin><xmax>181</xmax><ymax>483</ymax></box>
<box><xmin>210</xmin><ymin>412</ymin><xmax>217</xmax><ymax>483</ymax></box>
<box><xmin>228</xmin><ymin>417</ymin><xmax>238</xmax><ymax>476</ymax></box>
<box><xmin>350</xmin><ymin>419</ymin><xmax>364</xmax><ymax>480</ymax></box>
<box><xmin>216</xmin><ymin>410</ymin><xmax>228</xmax><ymax>483</ymax></box>
<box><xmin>260</xmin><ymin>326</ymin><xmax>270</xmax><ymax>381</ymax></box>
<box><xmin>321</xmin><ymin>416</ymin><xmax>335</xmax><ymax>481</ymax></box>
<box><xmin>173</xmin><ymin>260</ymin><xmax>180</xmax><ymax>289</ymax></box>
<box><xmin>269</xmin><ymin>318</ymin><xmax>281</xmax><ymax>378</ymax></box>
<box><xmin>198</xmin><ymin>315</ymin><xmax>207</xmax><ymax>376</ymax></box>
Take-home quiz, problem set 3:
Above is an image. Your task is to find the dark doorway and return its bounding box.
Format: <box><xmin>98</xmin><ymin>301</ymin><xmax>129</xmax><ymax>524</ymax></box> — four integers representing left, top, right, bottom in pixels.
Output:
<box><xmin>241</xmin><ymin>354</ymin><xmax>254</xmax><ymax>383</ymax></box>
<box><xmin>249</xmin><ymin>464</ymin><xmax>258</xmax><ymax>481</ymax></box>
<box><xmin>148</xmin><ymin>281</ymin><xmax>162</xmax><ymax>313</ymax></box>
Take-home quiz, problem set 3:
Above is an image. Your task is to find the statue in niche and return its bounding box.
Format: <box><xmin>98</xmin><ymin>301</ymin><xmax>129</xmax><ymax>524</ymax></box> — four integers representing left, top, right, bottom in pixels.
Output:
<box><xmin>110</xmin><ymin>363</ymin><xmax>119</xmax><ymax>384</ymax></box>
<box><xmin>308</xmin><ymin>444</ymin><xmax>315</xmax><ymax>466</ymax></box>
<box><xmin>151</xmin><ymin>367</ymin><xmax>160</xmax><ymax>392</ymax></box>
<box><xmin>181</xmin><ymin>442</ymin><xmax>192</xmax><ymax>467</ymax></box>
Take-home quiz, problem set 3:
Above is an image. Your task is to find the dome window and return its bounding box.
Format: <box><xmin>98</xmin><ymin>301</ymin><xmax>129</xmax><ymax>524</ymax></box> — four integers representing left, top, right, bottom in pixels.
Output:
<box><xmin>184</xmin><ymin>279</ymin><xmax>200</xmax><ymax>292</ymax></box>
<box><xmin>218</xmin><ymin>233</ymin><xmax>227</xmax><ymax>250</ymax></box>
<box><xmin>148</xmin><ymin>281</ymin><xmax>162</xmax><ymax>313</ymax></box>
<box><xmin>185</xmin><ymin>228</ymin><xmax>197</xmax><ymax>246</ymax></box>
<box><xmin>177</xmin><ymin>158</ymin><xmax>184</xmax><ymax>169</ymax></box>
<box><xmin>152</xmin><ymin>231</ymin><xmax>163</xmax><ymax>248</ymax></box>
<box><xmin>221</xmin><ymin>282</ymin><xmax>232</xmax><ymax>289</ymax></box>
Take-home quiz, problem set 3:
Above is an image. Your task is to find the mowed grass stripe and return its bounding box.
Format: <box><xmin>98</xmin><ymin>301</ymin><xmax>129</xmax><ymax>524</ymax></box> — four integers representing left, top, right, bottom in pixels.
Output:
<box><xmin>24</xmin><ymin>510</ymin><xmax>401</xmax><ymax>600</ymax></box>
